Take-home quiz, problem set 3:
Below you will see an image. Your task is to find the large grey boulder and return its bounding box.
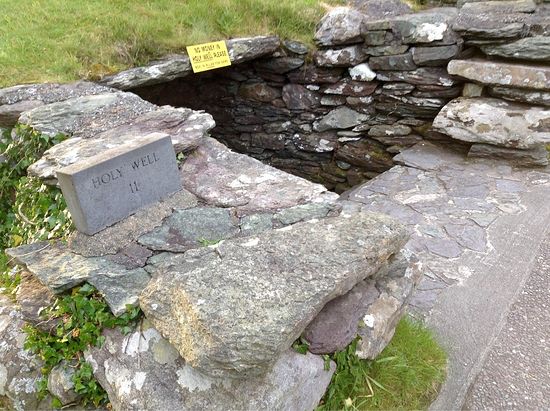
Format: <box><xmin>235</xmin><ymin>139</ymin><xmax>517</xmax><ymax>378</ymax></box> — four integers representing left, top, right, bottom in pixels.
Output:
<box><xmin>28</xmin><ymin>106</ymin><xmax>215</xmax><ymax>182</ymax></box>
<box><xmin>0</xmin><ymin>81</ymin><xmax>113</xmax><ymax>127</ymax></box>
<box><xmin>179</xmin><ymin>138</ymin><xmax>336</xmax><ymax>212</ymax></box>
<box><xmin>377</xmin><ymin>67</ymin><xmax>458</xmax><ymax>87</ymax></box>
<box><xmin>447</xmin><ymin>59</ymin><xmax>550</xmax><ymax>90</ymax></box>
<box><xmin>433</xmin><ymin>97</ymin><xmax>550</xmax><ymax>149</ymax></box>
<box><xmin>315</xmin><ymin>106</ymin><xmax>369</xmax><ymax>131</ymax></box>
<box><xmin>85</xmin><ymin>321</ymin><xmax>335</xmax><ymax>411</ymax></box>
<box><xmin>314</xmin><ymin>7</ymin><xmax>365</xmax><ymax>46</ymax></box>
<box><xmin>303</xmin><ymin>249</ymin><xmax>422</xmax><ymax>355</ymax></box>
<box><xmin>140</xmin><ymin>212</ymin><xmax>408</xmax><ymax>378</ymax></box>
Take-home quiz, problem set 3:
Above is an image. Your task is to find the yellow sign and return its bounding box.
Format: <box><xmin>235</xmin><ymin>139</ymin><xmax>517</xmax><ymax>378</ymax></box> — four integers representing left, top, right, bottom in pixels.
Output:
<box><xmin>187</xmin><ymin>41</ymin><xmax>231</xmax><ymax>73</ymax></box>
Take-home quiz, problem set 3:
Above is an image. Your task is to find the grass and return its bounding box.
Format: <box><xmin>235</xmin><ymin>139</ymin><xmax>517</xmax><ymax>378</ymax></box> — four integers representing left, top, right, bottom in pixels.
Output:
<box><xmin>0</xmin><ymin>0</ymin><xmax>346</xmax><ymax>87</ymax></box>
<box><xmin>318</xmin><ymin>316</ymin><xmax>448</xmax><ymax>411</ymax></box>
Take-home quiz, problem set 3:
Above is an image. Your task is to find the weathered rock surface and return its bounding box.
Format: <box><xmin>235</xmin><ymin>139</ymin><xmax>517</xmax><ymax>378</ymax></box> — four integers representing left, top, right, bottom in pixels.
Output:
<box><xmin>28</xmin><ymin>106</ymin><xmax>215</xmax><ymax>182</ymax></box>
<box><xmin>388</xmin><ymin>9</ymin><xmax>459</xmax><ymax>45</ymax></box>
<box><xmin>281</xmin><ymin>84</ymin><xmax>321</xmax><ymax>110</ymax></box>
<box><xmin>0</xmin><ymin>295</ymin><xmax>49</xmax><ymax>411</ymax></box>
<box><xmin>138</xmin><ymin>207</ymin><xmax>240</xmax><ymax>252</ymax></box>
<box><xmin>348</xmin><ymin>63</ymin><xmax>377</xmax><ymax>82</ymax></box>
<box><xmin>100</xmin><ymin>36</ymin><xmax>280</xmax><ymax>90</ymax></box>
<box><xmin>447</xmin><ymin>59</ymin><xmax>550</xmax><ymax>90</ymax></box>
<box><xmin>351</xmin><ymin>0</ymin><xmax>412</xmax><ymax>19</ymax></box>
<box><xmin>140</xmin><ymin>212</ymin><xmax>408</xmax><ymax>378</ymax></box>
<box><xmin>16</xmin><ymin>271</ymin><xmax>58</xmax><ymax>333</ymax></box>
<box><xmin>180</xmin><ymin>137</ymin><xmax>336</xmax><ymax>211</ymax></box>
<box><xmin>461</xmin><ymin>0</ymin><xmax>537</xmax><ymax>15</ymax></box>
<box><xmin>85</xmin><ymin>321</ymin><xmax>335</xmax><ymax>411</ymax></box>
<box><xmin>315</xmin><ymin>106</ymin><xmax>369</xmax><ymax>131</ymax></box>
<box><xmin>412</xmin><ymin>45</ymin><xmax>460</xmax><ymax>66</ymax></box>
<box><xmin>6</xmin><ymin>242</ymin><xmax>150</xmax><ymax>316</ymax></box>
<box><xmin>377</xmin><ymin>67</ymin><xmax>458</xmax><ymax>86</ymax></box>
<box><xmin>369</xmin><ymin>53</ymin><xmax>417</xmax><ymax>71</ymax></box>
<box><xmin>18</xmin><ymin>92</ymin><xmax>156</xmax><ymax>138</ymax></box>
<box><xmin>313</xmin><ymin>46</ymin><xmax>368</xmax><ymax>67</ymax></box>
<box><xmin>468</xmin><ymin>144</ymin><xmax>549</xmax><ymax>167</ymax></box>
<box><xmin>68</xmin><ymin>189</ymin><xmax>198</xmax><ymax>257</ymax></box>
<box><xmin>304</xmin><ymin>249</ymin><xmax>421</xmax><ymax>355</ymax></box>
<box><xmin>99</xmin><ymin>55</ymin><xmax>192</xmax><ymax>90</ymax></box>
<box><xmin>315</xmin><ymin>7</ymin><xmax>365</xmax><ymax>46</ymax></box>
<box><xmin>433</xmin><ymin>97</ymin><xmax>550</xmax><ymax>149</ymax></box>
<box><xmin>356</xmin><ymin>249</ymin><xmax>422</xmax><ymax>359</ymax></box>
<box><xmin>0</xmin><ymin>82</ymin><xmax>113</xmax><ymax>127</ymax></box>
<box><xmin>453</xmin><ymin>11</ymin><xmax>529</xmax><ymax>40</ymax></box>
<box><xmin>480</xmin><ymin>36</ymin><xmax>550</xmax><ymax>62</ymax></box>
<box><xmin>488</xmin><ymin>86</ymin><xmax>550</xmax><ymax>107</ymax></box>
<box><xmin>48</xmin><ymin>362</ymin><xmax>81</xmax><ymax>406</ymax></box>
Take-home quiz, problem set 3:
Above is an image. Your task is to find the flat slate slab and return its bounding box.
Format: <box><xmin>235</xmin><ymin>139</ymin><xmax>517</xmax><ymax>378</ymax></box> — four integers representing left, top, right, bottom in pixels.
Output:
<box><xmin>5</xmin><ymin>242</ymin><xmax>150</xmax><ymax>316</ymax></box>
<box><xmin>180</xmin><ymin>137</ymin><xmax>337</xmax><ymax>212</ymax></box>
<box><xmin>140</xmin><ymin>212</ymin><xmax>408</xmax><ymax>379</ymax></box>
<box><xmin>447</xmin><ymin>59</ymin><xmax>550</xmax><ymax>90</ymax></box>
<box><xmin>57</xmin><ymin>133</ymin><xmax>181</xmax><ymax>235</ymax></box>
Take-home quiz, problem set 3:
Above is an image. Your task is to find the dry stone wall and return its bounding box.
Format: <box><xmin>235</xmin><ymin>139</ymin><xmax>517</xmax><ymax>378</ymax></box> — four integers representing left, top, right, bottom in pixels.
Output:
<box><xmin>112</xmin><ymin>0</ymin><xmax>549</xmax><ymax>193</ymax></box>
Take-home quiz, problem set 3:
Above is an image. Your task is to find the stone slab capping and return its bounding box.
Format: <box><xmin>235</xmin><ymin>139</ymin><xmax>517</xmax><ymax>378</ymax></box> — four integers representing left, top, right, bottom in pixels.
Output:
<box><xmin>1</xmin><ymin>0</ymin><xmax>550</xmax><ymax>408</ymax></box>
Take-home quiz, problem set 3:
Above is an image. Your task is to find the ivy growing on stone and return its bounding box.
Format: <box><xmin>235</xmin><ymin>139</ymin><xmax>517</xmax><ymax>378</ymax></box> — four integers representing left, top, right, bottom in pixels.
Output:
<box><xmin>24</xmin><ymin>283</ymin><xmax>142</xmax><ymax>408</ymax></box>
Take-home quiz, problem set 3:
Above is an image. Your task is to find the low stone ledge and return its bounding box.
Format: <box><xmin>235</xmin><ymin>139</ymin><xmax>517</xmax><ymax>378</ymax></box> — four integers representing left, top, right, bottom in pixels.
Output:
<box><xmin>140</xmin><ymin>212</ymin><xmax>409</xmax><ymax>379</ymax></box>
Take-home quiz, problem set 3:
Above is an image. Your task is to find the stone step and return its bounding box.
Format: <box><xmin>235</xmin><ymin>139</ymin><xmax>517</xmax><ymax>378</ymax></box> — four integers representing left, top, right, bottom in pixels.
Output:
<box><xmin>140</xmin><ymin>212</ymin><xmax>408</xmax><ymax>379</ymax></box>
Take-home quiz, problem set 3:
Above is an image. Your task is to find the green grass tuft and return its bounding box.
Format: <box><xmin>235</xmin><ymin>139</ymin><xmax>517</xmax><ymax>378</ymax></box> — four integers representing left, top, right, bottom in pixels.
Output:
<box><xmin>0</xmin><ymin>0</ymin><xmax>345</xmax><ymax>87</ymax></box>
<box><xmin>318</xmin><ymin>316</ymin><xmax>447</xmax><ymax>411</ymax></box>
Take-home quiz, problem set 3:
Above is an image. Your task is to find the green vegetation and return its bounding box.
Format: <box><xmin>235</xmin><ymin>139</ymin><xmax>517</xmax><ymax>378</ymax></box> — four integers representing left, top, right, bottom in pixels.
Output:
<box><xmin>317</xmin><ymin>317</ymin><xmax>447</xmax><ymax>411</ymax></box>
<box><xmin>24</xmin><ymin>283</ymin><xmax>142</xmax><ymax>407</ymax></box>
<box><xmin>0</xmin><ymin>0</ymin><xmax>345</xmax><ymax>87</ymax></box>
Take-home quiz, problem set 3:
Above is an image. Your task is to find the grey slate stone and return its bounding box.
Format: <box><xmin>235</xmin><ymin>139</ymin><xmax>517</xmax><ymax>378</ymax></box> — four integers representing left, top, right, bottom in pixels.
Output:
<box><xmin>468</xmin><ymin>144</ymin><xmax>549</xmax><ymax>167</ymax></box>
<box><xmin>0</xmin><ymin>295</ymin><xmax>50</xmax><ymax>411</ymax></box>
<box><xmin>313</xmin><ymin>45</ymin><xmax>368</xmax><ymax>67</ymax></box>
<box><xmin>273</xmin><ymin>202</ymin><xmax>335</xmax><ymax>225</ymax></box>
<box><xmin>0</xmin><ymin>81</ymin><xmax>113</xmax><ymax>127</ymax></box>
<box><xmin>179</xmin><ymin>137</ymin><xmax>335</xmax><ymax>212</ymax></box>
<box><xmin>138</xmin><ymin>207</ymin><xmax>240</xmax><ymax>252</ymax></box>
<box><xmin>6</xmin><ymin>242</ymin><xmax>150</xmax><ymax>316</ymax></box>
<box><xmin>85</xmin><ymin>321</ymin><xmax>335</xmax><ymax>411</ymax></box>
<box><xmin>140</xmin><ymin>212</ymin><xmax>409</xmax><ymax>378</ymax></box>
<box><xmin>411</xmin><ymin>45</ymin><xmax>460</xmax><ymax>66</ymax></box>
<box><xmin>18</xmin><ymin>92</ymin><xmax>156</xmax><ymax>139</ymax></box>
<box><xmin>376</xmin><ymin>67</ymin><xmax>457</xmax><ymax>86</ymax></box>
<box><xmin>480</xmin><ymin>36</ymin><xmax>550</xmax><ymax>62</ymax></box>
<box><xmin>433</xmin><ymin>97</ymin><xmax>550</xmax><ymax>149</ymax></box>
<box><xmin>447</xmin><ymin>59</ymin><xmax>550</xmax><ymax>90</ymax></box>
<box><xmin>47</xmin><ymin>362</ymin><xmax>81</xmax><ymax>406</ymax></box>
<box><xmin>489</xmin><ymin>86</ymin><xmax>550</xmax><ymax>107</ymax></box>
<box><xmin>28</xmin><ymin>106</ymin><xmax>215</xmax><ymax>182</ymax></box>
<box><xmin>314</xmin><ymin>7</ymin><xmax>365</xmax><ymax>46</ymax></box>
<box><xmin>461</xmin><ymin>0</ymin><xmax>537</xmax><ymax>14</ymax></box>
<box><xmin>389</xmin><ymin>9</ymin><xmax>459</xmax><ymax>45</ymax></box>
<box><xmin>281</xmin><ymin>84</ymin><xmax>321</xmax><ymax>110</ymax></box>
<box><xmin>315</xmin><ymin>106</ymin><xmax>369</xmax><ymax>132</ymax></box>
<box><xmin>68</xmin><ymin>189</ymin><xmax>198</xmax><ymax>257</ymax></box>
<box><xmin>57</xmin><ymin>133</ymin><xmax>181</xmax><ymax>235</ymax></box>
<box><xmin>369</xmin><ymin>53</ymin><xmax>417</xmax><ymax>70</ymax></box>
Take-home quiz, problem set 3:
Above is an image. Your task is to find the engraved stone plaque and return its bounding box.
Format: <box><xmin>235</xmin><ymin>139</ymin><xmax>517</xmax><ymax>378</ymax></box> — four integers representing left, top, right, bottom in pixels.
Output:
<box><xmin>57</xmin><ymin>133</ymin><xmax>181</xmax><ymax>235</ymax></box>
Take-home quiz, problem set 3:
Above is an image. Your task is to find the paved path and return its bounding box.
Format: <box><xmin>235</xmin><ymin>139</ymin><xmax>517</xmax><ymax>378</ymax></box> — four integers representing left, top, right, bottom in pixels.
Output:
<box><xmin>463</xmin><ymin>230</ymin><xmax>550</xmax><ymax>410</ymax></box>
<box><xmin>343</xmin><ymin>141</ymin><xmax>550</xmax><ymax>410</ymax></box>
